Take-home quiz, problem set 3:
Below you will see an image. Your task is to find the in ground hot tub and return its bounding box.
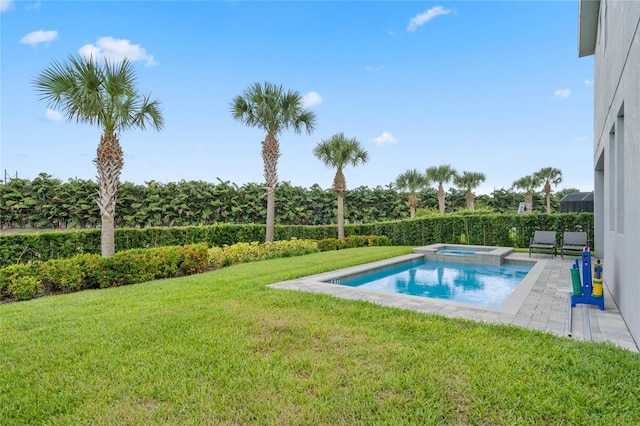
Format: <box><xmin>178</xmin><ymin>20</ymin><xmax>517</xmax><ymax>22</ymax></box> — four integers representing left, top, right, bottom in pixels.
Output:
<box><xmin>414</xmin><ymin>244</ymin><xmax>514</xmax><ymax>265</ymax></box>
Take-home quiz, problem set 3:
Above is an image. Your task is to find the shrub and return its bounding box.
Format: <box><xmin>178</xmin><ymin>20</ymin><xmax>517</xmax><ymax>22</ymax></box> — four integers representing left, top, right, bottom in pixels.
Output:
<box><xmin>0</xmin><ymin>243</ymin><xmax>210</xmax><ymax>301</ymax></box>
<box><xmin>317</xmin><ymin>238</ymin><xmax>349</xmax><ymax>251</ymax></box>
<box><xmin>99</xmin><ymin>250</ymin><xmax>155</xmax><ymax>288</ymax></box>
<box><xmin>97</xmin><ymin>243</ymin><xmax>210</xmax><ymax>288</ymax></box>
<box><xmin>39</xmin><ymin>258</ymin><xmax>85</xmax><ymax>293</ymax></box>
<box><xmin>316</xmin><ymin>236</ymin><xmax>390</xmax><ymax>251</ymax></box>
<box><xmin>0</xmin><ymin>264</ymin><xmax>39</xmax><ymax>298</ymax></box>
<box><xmin>177</xmin><ymin>243</ymin><xmax>209</xmax><ymax>275</ymax></box>
<box><xmin>74</xmin><ymin>254</ymin><xmax>105</xmax><ymax>289</ymax></box>
<box><xmin>8</xmin><ymin>276</ymin><xmax>42</xmax><ymax>301</ymax></box>
<box><xmin>207</xmin><ymin>239</ymin><xmax>319</xmax><ymax>269</ymax></box>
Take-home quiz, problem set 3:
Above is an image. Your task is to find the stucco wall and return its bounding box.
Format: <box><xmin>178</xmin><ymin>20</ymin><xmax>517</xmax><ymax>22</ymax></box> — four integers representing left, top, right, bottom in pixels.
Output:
<box><xmin>593</xmin><ymin>0</ymin><xmax>640</xmax><ymax>344</ymax></box>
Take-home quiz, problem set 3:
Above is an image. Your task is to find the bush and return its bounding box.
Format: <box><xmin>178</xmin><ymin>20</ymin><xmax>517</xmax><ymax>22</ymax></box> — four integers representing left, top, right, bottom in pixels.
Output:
<box><xmin>175</xmin><ymin>243</ymin><xmax>209</xmax><ymax>275</ymax></box>
<box><xmin>97</xmin><ymin>243</ymin><xmax>209</xmax><ymax>288</ymax></box>
<box><xmin>39</xmin><ymin>258</ymin><xmax>85</xmax><ymax>293</ymax></box>
<box><xmin>0</xmin><ymin>243</ymin><xmax>210</xmax><ymax>300</ymax></box>
<box><xmin>317</xmin><ymin>238</ymin><xmax>349</xmax><ymax>251</ymax></box>
<box><xmin>74</xmin><ymin>254</ymin><xmax>105</xmax><ymax>289</ymax></box>
<box><xmin>100</xmin><ymin>249</ymin><xmax>158</xmax><ymax>288</ymax></box>
<box><xmin>317</xmin><ymin>235</ymin><xmax>390</xmax><ymax>251</ymax></box>
<box><xmin>0</xmin><ymin>264</ymin><xmax>39</xmax><ymax>298</ymax></box>
<box><xmin>8</xmin><ymin>275</ymin><xmax>42</xmax><ymax>301</ymax></box>
<box><xmin>208</xmin><ymin>239</ymin><xmax>319</xmax><ymax>269</ymax></box>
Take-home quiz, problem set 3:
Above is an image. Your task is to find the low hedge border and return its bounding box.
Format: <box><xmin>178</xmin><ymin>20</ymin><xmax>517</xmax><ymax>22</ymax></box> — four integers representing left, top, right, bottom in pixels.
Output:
<box><xmin>0</xmin><ymin>243</ymin><xmax>209</xmax><ymax>301</ymax></box>
<box><xmin>0</xmin><ymin>236</ymin><xmax>390</xmax><ymax>302</ymax></box>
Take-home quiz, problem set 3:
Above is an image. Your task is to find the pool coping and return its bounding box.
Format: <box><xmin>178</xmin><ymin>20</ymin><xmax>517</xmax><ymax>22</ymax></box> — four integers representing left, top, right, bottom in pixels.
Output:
<box><xmin>269</xmin><ymin>253</ymin><xmax>545</xmax><ymax>316</ymax></box>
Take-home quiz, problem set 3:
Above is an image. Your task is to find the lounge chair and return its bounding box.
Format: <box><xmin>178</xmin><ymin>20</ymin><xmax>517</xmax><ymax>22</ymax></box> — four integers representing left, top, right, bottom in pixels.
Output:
<box><xmin>561</xmin><ymin>231</ymin><xmax>589</xmax><ymax>259</ymax></box>
<box><xmin>529</xmin><ymin>231</ymin><xmax>557</xmax><ymax>257</ymax></box>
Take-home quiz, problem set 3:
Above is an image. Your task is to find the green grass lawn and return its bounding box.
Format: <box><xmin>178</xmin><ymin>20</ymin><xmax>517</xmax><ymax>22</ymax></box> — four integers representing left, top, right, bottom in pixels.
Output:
<box><xmin>2</xmin><ymin>247</ymin><xmax>639</xmax><ymax>425</ymax></box>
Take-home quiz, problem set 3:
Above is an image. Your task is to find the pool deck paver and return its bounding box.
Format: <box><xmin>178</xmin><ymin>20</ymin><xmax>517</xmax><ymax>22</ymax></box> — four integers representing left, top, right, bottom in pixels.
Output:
<box><xmin>269</xmin><ymin>252</ymin><xmax>638</xmax><ymax>353</ymax></box>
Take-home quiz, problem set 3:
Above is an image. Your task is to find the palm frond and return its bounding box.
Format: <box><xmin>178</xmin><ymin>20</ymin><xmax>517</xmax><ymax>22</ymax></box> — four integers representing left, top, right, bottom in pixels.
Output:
<box><xmin>230</xmin><ymin>81</ymin><xmax>317</xmax><ymax>137</ymax></box>
<box><xmin>33</xmin><ymin>55</ymin><xmax>163</xmax><ymax>134</ymax></box>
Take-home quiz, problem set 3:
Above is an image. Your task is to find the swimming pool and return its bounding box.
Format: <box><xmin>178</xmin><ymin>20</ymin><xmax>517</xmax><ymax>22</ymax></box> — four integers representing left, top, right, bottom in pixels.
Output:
<box><xmin>329</xmin><ymin>258</ymin><xmax>532</xmax><ymax>308</ymax></box>
<box><xmin>270</xmin><ymin>252</ymin><xmax>544</xmax><ymax>315</ymax></box>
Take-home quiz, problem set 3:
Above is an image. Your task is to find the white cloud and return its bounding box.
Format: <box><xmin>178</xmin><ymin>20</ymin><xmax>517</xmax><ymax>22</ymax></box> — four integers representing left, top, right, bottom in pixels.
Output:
<box><xmin>371</xmin><ymin>131</ymin><xmax>398</xmax><ymax>146</ymax></box>
<box><xmin>194</xmin><ymin>144</ymin><xmax>205</xmax><ymax>151</ymax></box>
<box><xmin>584</xmin><ymin>79</ymin><xmax>594</xmax><ymax>86</ymax></box>
<box><xmin>0</xmin><ymin>0</ymin><xmax>12</xmax><ymax>12</ymax></box>
<box><xmin>365</xmin><ymin>65</ymin><xmax>384</xmax><ymax>71</ymax></box>
<box><xmin>25</xmin><ymin>1</ymin><xmax>42</xmax><ymax>11</ymax></box>
<box><xmin>407</xmin><ymin>6</ymin><xmax>453</xmax><ymax>32</ymax></box>
<box><xmin>20</xmin><ymin>29</ymin><xmax>58</xmax><ymax>46</ymax></box>
<box><xmin>44</xmin><ymin>109</ymin><xmax>63</xmax><ymax>121</ymax></box>
<box><xmin>554</xmin><ymin>89</ymin><xmax>571</xmax><ymax>99</ymax></box>
<box><xmin>302</xmin><ymin>91</ymin><xmax>323</xmax><ymax>107</ymax></box>
<box><xmin>573</xmin><ymin>136</ymin><xmax>587</xmax><ymax>144</ymax></box>
<box><xmin>78</xmin><ymin>37</ymin><xmax>157</xmax><ymax>66</ymax></box>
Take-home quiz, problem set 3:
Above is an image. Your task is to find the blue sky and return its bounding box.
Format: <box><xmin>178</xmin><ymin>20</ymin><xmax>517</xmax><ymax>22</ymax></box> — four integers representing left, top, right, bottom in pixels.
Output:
<box><xmin>1</xmin><ymin>0</ymin><xmax>594</xmax><ymax>195</ymax></box>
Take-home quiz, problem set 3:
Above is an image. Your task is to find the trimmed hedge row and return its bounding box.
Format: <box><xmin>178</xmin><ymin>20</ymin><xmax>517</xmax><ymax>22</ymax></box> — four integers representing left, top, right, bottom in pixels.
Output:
<box><xmin>0</xmin><ymin>244</ymin><xmax>209</xmax><ymax>301</ymax></box>
<box><xmin>344</xmin><ymin>213</ymin><xmax>593</xmax><ymax>248</ymax></box>
<box><xmin>0</xmin><ymin>237</ymin><xmax>390</xmax><ymax>302</ymax></box>
<box><xmin>0</xmin><ymin>213</ymin><xmax>593</xmax><ymax>267</ymax></box>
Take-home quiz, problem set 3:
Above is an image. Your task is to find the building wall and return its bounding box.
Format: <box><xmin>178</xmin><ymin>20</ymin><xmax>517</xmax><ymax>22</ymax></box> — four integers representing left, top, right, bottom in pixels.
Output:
<box><xmin>593</xmin><ymin>0</ymin><xmax>640</xmax><ymax>343</ymax></box>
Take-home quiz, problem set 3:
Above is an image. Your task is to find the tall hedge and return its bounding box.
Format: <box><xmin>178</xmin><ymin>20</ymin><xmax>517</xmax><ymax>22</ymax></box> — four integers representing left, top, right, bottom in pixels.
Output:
<box><xmin>0</xmin><ymin>213</ymin><xmax>593</xmax><ymax>267</ymax></box>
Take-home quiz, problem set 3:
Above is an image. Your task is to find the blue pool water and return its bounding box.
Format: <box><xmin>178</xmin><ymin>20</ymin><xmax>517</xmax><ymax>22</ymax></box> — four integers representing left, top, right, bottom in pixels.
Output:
<box><xmin>335</xmin><ymin>259</ymin><xmax>532</xmax><ymax>308</ymax></box>
<box><xmin>437</xmin><ymin>249</ymin><xmax>477</xmax><ymax>255</ymax></box>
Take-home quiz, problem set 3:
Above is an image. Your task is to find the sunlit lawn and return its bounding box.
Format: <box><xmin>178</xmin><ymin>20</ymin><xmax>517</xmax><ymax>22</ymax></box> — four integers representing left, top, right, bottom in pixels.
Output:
<box><xmin>1</xmin><ymin>247</ymin><xmax>639</xmax><ymax>424</ymax></box>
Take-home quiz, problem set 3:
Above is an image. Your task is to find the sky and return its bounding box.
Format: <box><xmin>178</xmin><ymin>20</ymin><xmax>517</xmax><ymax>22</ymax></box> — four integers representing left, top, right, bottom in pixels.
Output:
<box><xmin>1</xmin><ymin>0</ymin><xmax>594</xmax><ymax>196</ymax></box>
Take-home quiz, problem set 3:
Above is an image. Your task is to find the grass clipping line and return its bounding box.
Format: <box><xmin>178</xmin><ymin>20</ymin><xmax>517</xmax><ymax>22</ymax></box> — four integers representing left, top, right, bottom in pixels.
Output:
<box><xmin>1</xmin><ymin>247</ymin><xmax>639</xmax><ymax>425</ymax></box>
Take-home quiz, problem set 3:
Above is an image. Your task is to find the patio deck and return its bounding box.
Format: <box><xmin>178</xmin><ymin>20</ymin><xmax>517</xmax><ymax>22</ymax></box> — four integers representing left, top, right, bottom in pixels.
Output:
<box><xmin>270</xmin><ymin>252</ymin><xmax>638</xmax><ymax>353</ymax></box>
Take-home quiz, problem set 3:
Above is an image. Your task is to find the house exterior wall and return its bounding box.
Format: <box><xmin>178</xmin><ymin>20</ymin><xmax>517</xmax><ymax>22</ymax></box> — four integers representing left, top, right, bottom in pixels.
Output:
<box><xmin>591</xmin><ymin>0</ymin><xmax>640</xmax><ymax>344</ymax></box>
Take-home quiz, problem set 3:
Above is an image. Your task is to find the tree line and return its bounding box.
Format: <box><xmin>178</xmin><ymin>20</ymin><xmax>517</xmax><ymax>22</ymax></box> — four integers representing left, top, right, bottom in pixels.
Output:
<box><xmin>0</xmin><ymin>173</ymin><xmax>580</xmax><ymax>230</ymax></box>
<box><xmin>28</xmin><ymin>55</ymin><xmax>574</xmax><ymax>255</ymax></box>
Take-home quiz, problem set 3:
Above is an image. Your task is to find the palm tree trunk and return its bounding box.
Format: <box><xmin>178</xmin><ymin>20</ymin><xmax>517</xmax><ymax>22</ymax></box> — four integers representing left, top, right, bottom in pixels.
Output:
<box><xmin>525</xmin><ymin>191</ymin><xmax>533</xmax><ymax>213</ymax></box>
<box><xmin>265</xmin><ymin>188</ymin><xmax>275</xmax><ymax>242</ymax></box>
<box><xmin>337</xmin><ymin>193</ymin><xmax>344</xmax><ymax>240</ymax></box>
<box><xmin>545</xmin><ymin>182</ymin><xmax>551</xmax><ymax>214</ymax></box>
<box><xmin>95</xmin><ymin>133</ymin><xmax>123</xmax><ymax>257</ymax></box>
<box><xmin>262</xmin><ymin>133</ymin><xmax>280</xmax><ymax>242</ymax></box>
<box><xmin>438</xmin><ymin>183</ymin><xmax>445</xmax><ymax>214</ymax></box>
<box><xmin>409</xmin><ymin>192</ymin><xmax>417</xmax><ymax>218</ymax></box>
<box><xmin>334</xmin><ymin>169</ymin><xmax>346</xmax><ymax>240</ymax></box>
<box><xmin>466</xmin><ymin>190</ymin><xmax>474</xmax><ymax>211</ymax></box>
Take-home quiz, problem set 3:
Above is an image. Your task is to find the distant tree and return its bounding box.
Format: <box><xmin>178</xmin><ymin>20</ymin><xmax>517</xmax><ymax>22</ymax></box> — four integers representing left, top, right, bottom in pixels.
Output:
<box><xmin>489</xmin><ymin>187</ymin><xmax>520</xmax><ymax>213</ymax></box>
<box><xmin>34</xmin><ymin>55</ymin><xmax>164</xmax><ymax>256</ymax></box>
<box><xmin>426</xmin><ymin>164</ymin><xmax>457</xmax><ymax>214</ymax></box>
<box><xmin>453</xmin><ymin>171</ymin><xmax>486</xmax><ymax>211</ymax></box>
<box><xmin>534</xmin><ymin>167</ymin><xmax>563</xmax><ymax>214</ymax></box>
<box><xmin>231</xmin><ymin>81</ymin><xmax>317</xmax><ymax>242</ymax></box>
<box><xmin>313</xmin><ymin>133</ymin><xmax>369</xmax><ymax>240</ymax></box>
<box><xmin>395</xmin><ymin>169</ymin><xmax>429</xmax><ymax>218</ymax></box>
<box><xmin>512</xmin><ymin>174</ymin><xmax>541</xmax><ymax>213</ymax></box>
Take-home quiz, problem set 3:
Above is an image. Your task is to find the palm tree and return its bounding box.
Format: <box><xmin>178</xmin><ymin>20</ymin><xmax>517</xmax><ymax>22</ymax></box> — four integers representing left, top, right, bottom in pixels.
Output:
<box><xmin>313</xmin><ymin>133</ymin><xmax>369</xmax><ymax>240</ymax></box>
<box><xmin>231</xmin><ymin>82</ymin><xmax>317</xmax><ymax>242</ymax></box>
<box><xmin>453</xmin><ymin>171</ymin><xmax>486</xmax><ymax>211</ymax></box>
<box><xmin>426</xmin><ymin>164</ymin><xmax>457</xmax><ymax>214</ymax></box>
<box><xmin>534</xmin><ymin>167</ymin><xmax>563</xmax><ymax>214</ymax></box>
<box><xmin>34</xmin><ymin>55</ymin><xmax>164</xmax><ymax>257</ymax></box>
<box><xmin>512</xmin><ymin>174</ymin><xmax>541</xmax><ymax>213</ymax></box>
<box><xmin>395</xmin><ymin>169</ymin><xmax>429</xmax><ymax>218</ymax></box>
